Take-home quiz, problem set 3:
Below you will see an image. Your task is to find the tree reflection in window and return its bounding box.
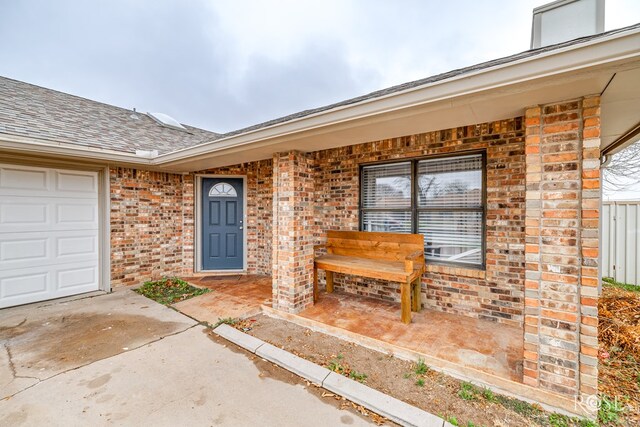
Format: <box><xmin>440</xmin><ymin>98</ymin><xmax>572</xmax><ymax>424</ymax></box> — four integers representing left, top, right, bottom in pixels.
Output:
<box><xmin>208</xmin><ymin>182</ymin><xmax>237</xmax><ymax>197</ymax></box>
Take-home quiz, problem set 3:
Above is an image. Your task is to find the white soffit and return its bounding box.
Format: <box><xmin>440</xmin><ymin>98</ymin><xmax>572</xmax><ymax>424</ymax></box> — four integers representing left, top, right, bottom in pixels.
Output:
<box><xmin>600</xmin><ymin>66</ymin><xmax>640</xmax><ymax>153</ymax></box>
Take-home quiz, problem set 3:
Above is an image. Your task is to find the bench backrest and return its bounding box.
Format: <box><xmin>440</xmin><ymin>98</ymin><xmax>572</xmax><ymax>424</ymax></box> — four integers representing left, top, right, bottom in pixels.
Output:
<box><xmin>326</xmin><ymin>230</ymin><xmax>424</xmax><ymax>262</ymax></box>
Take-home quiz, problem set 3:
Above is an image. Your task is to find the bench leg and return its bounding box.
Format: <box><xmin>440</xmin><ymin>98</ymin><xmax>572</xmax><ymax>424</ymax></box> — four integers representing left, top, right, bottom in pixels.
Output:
<box><xmin>313</xmin><ymin>265</ymin><xmax>318</xmax><ymax>303</ymax></box>
<box><xmin>401</xmin><ymin>280</ymin><xmax>411</xmax><ymax>324</ymax></box>
<box><xmin>411</xmin><ymin>278</ymin><xmax>421</xmax><ymax>312</ymax></box>
<box><xmin>326</xmin><ymin>271</ymin><xmax>334</xmax><ymax>293</ymax></box>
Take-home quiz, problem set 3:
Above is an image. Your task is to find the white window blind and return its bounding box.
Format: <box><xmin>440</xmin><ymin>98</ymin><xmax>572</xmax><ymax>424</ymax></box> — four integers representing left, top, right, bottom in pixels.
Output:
<box><xmin>360</xmin><ymin>153</ymin><xmax>485</xmax><ymax>268</ymax></box>
<box><xmin>417</xmin><ymin>154</ymin><xmax>483</xmax><ymax>266</ymax></box>
<box><xmin>361</xmin><ymin>162</ymin><xmax>411</xmax><ymax>208</ymax></box>
<box><xmin>361</xmin><ymin>162</ymin><xmax>412</xmax><ymax>233</ymax></box>
<box><xmin>417</xmin><ymin>155</ymin><xmax>482</xmax><ymax>208</ymax></box>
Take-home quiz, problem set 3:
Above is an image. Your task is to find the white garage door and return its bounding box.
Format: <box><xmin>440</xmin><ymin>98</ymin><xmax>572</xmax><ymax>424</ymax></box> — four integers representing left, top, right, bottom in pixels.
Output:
<box><xmin>0</xmin><ymin>164</ymin><xmax>100</xmax><ymax>308</ymax></box>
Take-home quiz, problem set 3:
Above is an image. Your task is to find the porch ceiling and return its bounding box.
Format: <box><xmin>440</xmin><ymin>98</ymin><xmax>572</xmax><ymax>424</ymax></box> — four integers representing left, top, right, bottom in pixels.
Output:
<box><xmin>600</xmin><ymin>65</ymin><xmax>640</xmax><ymax>154</ymax></box>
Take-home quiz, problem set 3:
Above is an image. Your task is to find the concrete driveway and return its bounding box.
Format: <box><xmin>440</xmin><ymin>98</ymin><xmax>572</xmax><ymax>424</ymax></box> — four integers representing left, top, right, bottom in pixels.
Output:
<box><xmin>0</xmin><ymin>288</ymin><xmax>371</xmax><ymax>426</ymax></box>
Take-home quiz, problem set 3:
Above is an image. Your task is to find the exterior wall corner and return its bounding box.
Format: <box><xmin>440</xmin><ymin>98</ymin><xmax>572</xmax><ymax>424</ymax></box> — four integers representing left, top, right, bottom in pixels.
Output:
<box><xmin>523</xmin><ymin>96</ymin><xmax>601</xmax><ymax>396</ymax></box>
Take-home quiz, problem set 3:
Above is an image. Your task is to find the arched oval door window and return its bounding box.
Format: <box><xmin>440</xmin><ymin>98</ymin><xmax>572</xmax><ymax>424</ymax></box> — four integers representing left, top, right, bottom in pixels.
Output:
<box><xmin>208</xmin><ymin>182</ymin><xmax>238</xmax><ymax>197</ymax></box>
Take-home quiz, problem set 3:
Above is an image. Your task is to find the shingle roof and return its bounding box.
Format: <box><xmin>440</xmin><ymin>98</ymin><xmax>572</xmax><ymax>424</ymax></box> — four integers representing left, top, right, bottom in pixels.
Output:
<box><xmin>0</xmin><ymin>76</ymin><xmax>220</xmax><ymax>155</ymax></box>
<box><xmin>223</xmin><ymin>22</ymin><xmax>640</xmax><ymax>138</ymax></box>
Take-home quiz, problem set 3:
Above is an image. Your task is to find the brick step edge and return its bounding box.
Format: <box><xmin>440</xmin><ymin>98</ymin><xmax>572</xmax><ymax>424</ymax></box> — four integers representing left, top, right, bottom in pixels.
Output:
<box><xmin>213</xmin><ymin>323</ymin><xmax>451</xmax><ymax>427</ymax></box>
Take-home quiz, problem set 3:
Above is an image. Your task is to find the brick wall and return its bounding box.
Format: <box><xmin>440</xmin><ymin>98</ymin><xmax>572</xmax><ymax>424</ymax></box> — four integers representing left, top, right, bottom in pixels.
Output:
<box><xmin>523</xmin><ymin>96</ymin><xmax>601</xmax><ymax>396</ymax></box>
<box><xmin>314</xmin><ymin>118</ymin><xmax>526</xmax><ymax>327</ymax></box>
<box><xmin>110</xmin><ymin>159</ymin><xmax>273</xmax><ymax>286</ymax></box>
<box><xmin>110</xmin><ymin>167</ymin><xmax>190</xmax><ymax>286</ymax></box>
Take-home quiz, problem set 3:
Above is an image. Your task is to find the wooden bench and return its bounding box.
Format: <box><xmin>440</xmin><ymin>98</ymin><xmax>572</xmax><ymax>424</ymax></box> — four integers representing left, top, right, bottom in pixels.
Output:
<box><xmin>313</xmin><ymin>231</ymin><xmax>425</xmax><ymax>324</ymax></box>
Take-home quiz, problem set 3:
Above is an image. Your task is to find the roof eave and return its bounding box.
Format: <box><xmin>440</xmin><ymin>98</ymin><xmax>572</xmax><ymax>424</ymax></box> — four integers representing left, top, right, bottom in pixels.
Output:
<box><xmin>152</xmin><ymin>25</ymin><xmax>640</xmax><ymax>169</ymax></box>
<box><xmin>0</xmin><ymin>133</ymin><xmax>152</xmax><ymax>165</ymax></box>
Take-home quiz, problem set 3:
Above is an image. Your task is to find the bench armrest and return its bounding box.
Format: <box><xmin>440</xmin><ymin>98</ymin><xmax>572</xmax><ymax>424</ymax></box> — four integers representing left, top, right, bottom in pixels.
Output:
<box><xmin>405</xmin><ymin>250</ymin><xmax>424</xmax><ymax>261</ymax></box>
<box><xmin>404</xmin><ymin>250</ymin><xmax>425</xmax><ymax>273</ymax></box>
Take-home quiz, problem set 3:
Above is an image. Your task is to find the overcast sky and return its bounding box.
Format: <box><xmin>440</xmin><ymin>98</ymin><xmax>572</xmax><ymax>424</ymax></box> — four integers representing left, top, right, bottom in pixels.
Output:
<box><xmin>0</xmin><ymin>0</ymin><xmax>639</xmax><ymax>134</ymax></box>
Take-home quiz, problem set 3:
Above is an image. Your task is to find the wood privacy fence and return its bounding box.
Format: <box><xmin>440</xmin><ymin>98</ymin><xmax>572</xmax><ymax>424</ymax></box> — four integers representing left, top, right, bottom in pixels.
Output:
<box><xmin>602</xmin><ymin>200</ymin><xmax>640</xmax><ymax>285</ymax></box>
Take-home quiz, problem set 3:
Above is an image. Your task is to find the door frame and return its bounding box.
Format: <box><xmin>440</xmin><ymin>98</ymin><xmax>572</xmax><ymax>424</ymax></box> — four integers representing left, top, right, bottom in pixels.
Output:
<box><xmin>0</xmin><ymin>154</ymin><xmax>111</xmax><ymax>294</ymax></box>
<box><xmin>194</xmin><ymin>174</ymin><xmax>247</xmax><ymax>273</ymax></box>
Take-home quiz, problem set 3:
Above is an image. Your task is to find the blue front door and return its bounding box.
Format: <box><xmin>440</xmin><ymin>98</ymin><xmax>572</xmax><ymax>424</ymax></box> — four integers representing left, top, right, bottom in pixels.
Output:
<box><xmin>202</xmin><ymin>178</ymin><xmax>244</xmax><ymax>270</ymax></box>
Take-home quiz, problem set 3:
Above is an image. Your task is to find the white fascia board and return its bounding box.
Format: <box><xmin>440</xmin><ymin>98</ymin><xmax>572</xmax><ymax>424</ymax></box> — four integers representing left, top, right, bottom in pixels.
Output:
<box><xmin>0</xmin><ymin>133</ymin><xmax>152</xmax><ymax>165</ymax></box>
<box><xmin>154</xmin><ymin>27</ymin><xmax>640</xmax><ymax>166</ymax></box>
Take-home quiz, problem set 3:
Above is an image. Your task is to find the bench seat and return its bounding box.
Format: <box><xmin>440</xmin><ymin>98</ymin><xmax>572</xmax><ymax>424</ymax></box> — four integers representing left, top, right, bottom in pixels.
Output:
<box><xmin>313</xmin><ymin>230</ymin><xmax>426</xmax><ymax>324</ymax></box>
<box><xmin>315</xmin><ymin>254</ymin><xmax>423</xmax><ymax>283</ymax></box>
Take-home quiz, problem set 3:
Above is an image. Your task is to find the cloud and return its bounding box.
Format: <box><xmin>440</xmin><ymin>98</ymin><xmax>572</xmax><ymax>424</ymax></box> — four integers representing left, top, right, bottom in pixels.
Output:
<box><xmin>211</xmin><ymin>41</ymin><xmax>383</xmax><ymax>130</ymax></box>
<box><xmin>1</xmin><ymin>0</ymin><xmax>639</xmax><ymax>133</ymax></box>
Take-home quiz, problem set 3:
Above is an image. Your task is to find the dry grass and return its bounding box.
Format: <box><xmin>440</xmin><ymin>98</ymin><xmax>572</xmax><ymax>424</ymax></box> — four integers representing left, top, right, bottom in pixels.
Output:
<box><xmin>599</xmin><ymin>278</ymin><xmax>640</xmax><ymax>425</ymax></box>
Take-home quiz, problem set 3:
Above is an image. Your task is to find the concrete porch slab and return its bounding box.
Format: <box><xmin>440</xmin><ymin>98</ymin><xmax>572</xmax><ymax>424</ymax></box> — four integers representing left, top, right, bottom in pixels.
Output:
<box><xmin>298</xmin><ymin>291</ymin><xmax>524</xmax><ymax>382</ymax></box>
<box><xmin>176</xmin><ymin>275</ymin><xmax>271</xmax><ymax>324</ymax></box>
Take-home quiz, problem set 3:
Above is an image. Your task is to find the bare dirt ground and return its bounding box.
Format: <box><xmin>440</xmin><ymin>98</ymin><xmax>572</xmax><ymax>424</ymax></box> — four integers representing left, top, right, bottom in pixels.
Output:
<box><xmin>240</xmin><ymin>314</ymin><xmax>572</xmax><ymax>427</ymax></box>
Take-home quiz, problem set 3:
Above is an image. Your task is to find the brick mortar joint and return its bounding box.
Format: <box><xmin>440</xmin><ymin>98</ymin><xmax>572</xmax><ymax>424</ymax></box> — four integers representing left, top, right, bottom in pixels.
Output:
<box><xmin>533</xmin><ymin>103</ymin><xmax>544</xmax><ymax>387</ymax></box>
<box><xmin>575</xmin><ymin>98</ymin><xmax>585</xmax><ymax>394</ymax></box>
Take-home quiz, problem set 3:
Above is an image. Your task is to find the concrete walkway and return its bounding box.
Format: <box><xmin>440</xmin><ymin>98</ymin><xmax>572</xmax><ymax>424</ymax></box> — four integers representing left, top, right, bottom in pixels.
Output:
<box><xmin>0</xmin><ymin>289</ymin><xmax>371</xmax><ymax>426</ymax></box>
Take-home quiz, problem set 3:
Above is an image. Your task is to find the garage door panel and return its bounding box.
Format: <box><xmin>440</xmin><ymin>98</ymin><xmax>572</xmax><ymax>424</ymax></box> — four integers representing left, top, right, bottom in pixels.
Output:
<box><xmin>0</xmin><ymin>164</ymin><xmax>101</xmax><ymax>307</ymax></box>
<box><xmin>0</xmin><ymin>260</ymin><xmax>99</xmax><ymax>308</ymax></box>
<box><xmin>0</xmin><ymin>202</ymin><xmax>49</xmax><ymax>226</ymax></box>
<box><xmin>58</xmin><ymin>265</ymin><xmax>98</xmax><ymax>290</ymax></box>
<box><xmin>0</xmin><ymin>237</ymin><xmax>48</xmax><ymax>262</ymax></box>
<box><xmin>0</xmin><ymin>167</ymin><xmax>97</xmax><ymax>199</ymax></box>
<box><xmin>57</xmin><ymin>202</ymin><xmax>97</xmax><ymax>225</ymax></box>
<box><xmin>55</xmin><ymin>170</ymin><xmax>98</xmax><ymax>193</ymax></box>
<box><xmin>0</xmin><ymin>230</ymin><xmax>98</xmax><ymax>271</ymax></box>
<box><xmin>0</xmin><ymin>166</ymin><xmax>50</xmax><ymax>191</ymax></box>
<box><xmin>0</xmin><ymin>197</ymin><xmax>98</xmax><ymax>233</ymax></box>
<box><xmin>0</xmin><ymin>272</ymin><xmax>49</xmax><ymax>299</ymax></box>
<box><xmin>57</xmin><ymin>234</ymin><xmax>97</xmax><ymax>257</ymax></box>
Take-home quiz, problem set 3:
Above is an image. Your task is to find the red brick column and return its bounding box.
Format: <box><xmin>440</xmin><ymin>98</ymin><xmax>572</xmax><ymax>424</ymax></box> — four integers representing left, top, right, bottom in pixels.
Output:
<box><xmin>578</xmin><ymin>96</ymin><xmax>601</xmax><ymax>395</ymax></box>
<box><xmin>182</xmin><ymin>173</ymin><xmax>195</xmax><ymax>275</ymax></box>
<box><xmin>523</xmin><ymin>97</ymin><xmax>601</xmax><ymax>396</ymax></box>
<box><xmin>272</xmin><ymin>151</ymin><xmax>315</xmax><ymax>313</ymax></box>
<box><xmin>524</xmin><ymin>106</ymin><xmax>543</xmax><ymax>388</ymax></box>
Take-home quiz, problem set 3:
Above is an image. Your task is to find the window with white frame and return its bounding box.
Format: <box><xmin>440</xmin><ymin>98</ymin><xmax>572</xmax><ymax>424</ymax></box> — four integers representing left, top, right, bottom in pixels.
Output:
<box><xmin>360</xmin><ymin>153</ymin><xmax>485</xmax><ymax>268</ymax></box>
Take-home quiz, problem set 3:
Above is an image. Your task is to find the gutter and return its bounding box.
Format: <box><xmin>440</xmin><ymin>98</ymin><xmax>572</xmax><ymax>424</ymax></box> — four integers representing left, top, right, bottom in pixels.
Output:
<box><xmin>0</xmin><ymin>133</ymin><xmax>152</xmax><ymax>165</ymax></box>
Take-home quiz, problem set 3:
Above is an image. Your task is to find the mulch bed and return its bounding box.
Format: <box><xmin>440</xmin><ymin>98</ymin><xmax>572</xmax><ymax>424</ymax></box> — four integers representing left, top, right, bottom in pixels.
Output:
<box><xmin>135</xmin><ymin>277</ymin><xmax>209</xmax><ymax>305</ymax></box>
